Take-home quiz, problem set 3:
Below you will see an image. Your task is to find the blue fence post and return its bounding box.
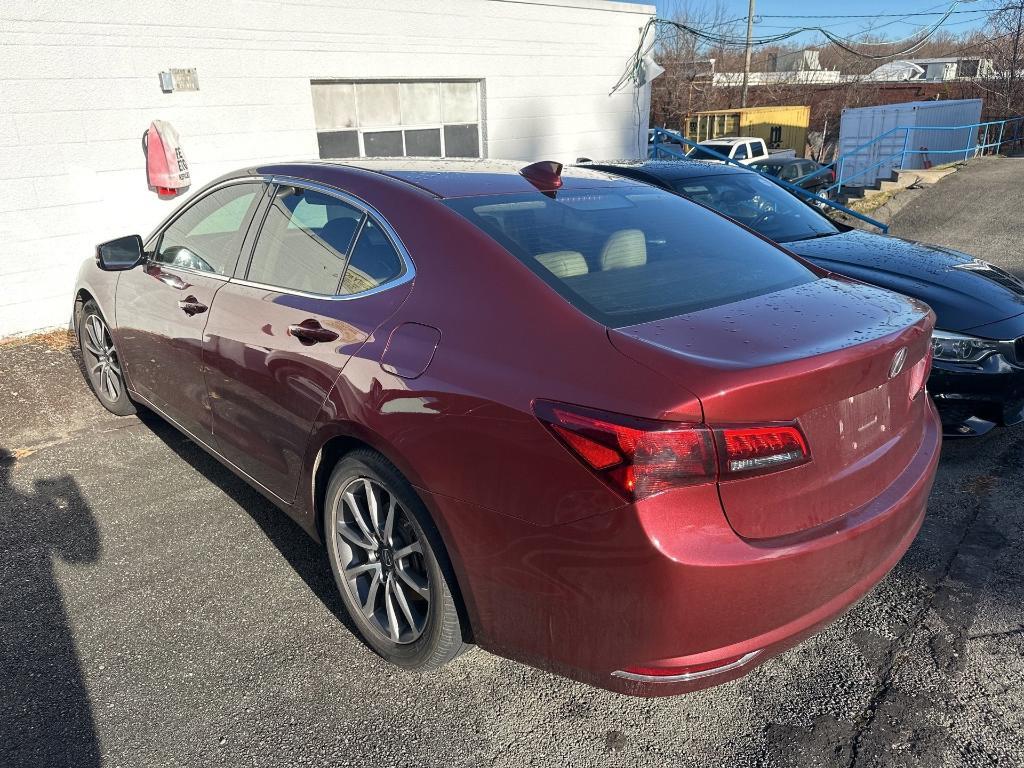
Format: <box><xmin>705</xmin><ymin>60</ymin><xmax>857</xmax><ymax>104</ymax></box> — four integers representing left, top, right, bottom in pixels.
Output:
<box><xmin>900</xmin><ymin>128</ymin><xmax>911</xmax><ymax>170</ymax></box>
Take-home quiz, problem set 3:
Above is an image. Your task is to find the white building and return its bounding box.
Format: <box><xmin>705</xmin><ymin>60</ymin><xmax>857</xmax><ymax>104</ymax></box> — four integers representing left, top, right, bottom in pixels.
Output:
<box><xmin>0</xmin><ymin>0</ymin><xmax>654</xmax><ymax>338</ymax></box>
<box><xmin>866</xmin><ymin>57</ymin><xmax>995</xmax><ymax>82</ymax></box>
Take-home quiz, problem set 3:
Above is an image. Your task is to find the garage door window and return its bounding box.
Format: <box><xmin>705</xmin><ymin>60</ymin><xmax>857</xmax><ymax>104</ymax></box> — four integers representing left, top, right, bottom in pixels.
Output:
<box><xmin>312</xmin><ymin>80</ymin><xmax>481</xmax><ymax>159</ymax></box>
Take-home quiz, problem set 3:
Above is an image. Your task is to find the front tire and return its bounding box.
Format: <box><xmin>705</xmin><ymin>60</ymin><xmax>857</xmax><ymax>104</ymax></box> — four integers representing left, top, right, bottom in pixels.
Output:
<box><xmin>324</xmin><ymin>449</ymin><xmax>467</xmax><ymax>669</ymax></box>
<box><xmin>78</xmin><ymin>300</ymin><xmax>136</xmax><ymax>416</ymax></box>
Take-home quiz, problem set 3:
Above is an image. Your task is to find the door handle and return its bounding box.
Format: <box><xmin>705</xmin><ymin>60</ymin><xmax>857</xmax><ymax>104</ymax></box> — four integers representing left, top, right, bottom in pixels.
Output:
<box><xmin>288</xmin><ymin>319</ymin><xmax>339</xmax><ymax>345</ymax></box>
<box><xmin>178</xmin><ymin>296</ymin><xmax>208</xmax><ymax>316</ymax></box>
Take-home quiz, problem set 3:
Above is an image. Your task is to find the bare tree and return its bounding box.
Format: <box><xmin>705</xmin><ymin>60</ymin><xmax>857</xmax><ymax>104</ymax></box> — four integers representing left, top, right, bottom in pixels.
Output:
<box><xmin>981</xmin><ymin>2</ymin><xmax>1024</xmax><ymax>115</ymax></box>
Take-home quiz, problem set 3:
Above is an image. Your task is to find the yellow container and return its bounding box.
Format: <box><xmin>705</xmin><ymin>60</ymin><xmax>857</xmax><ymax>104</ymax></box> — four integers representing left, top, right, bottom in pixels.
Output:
<box><xmin>682</xmin><ymin>106</ymin><xmax>811</xmax><ymax>158</ymax></box>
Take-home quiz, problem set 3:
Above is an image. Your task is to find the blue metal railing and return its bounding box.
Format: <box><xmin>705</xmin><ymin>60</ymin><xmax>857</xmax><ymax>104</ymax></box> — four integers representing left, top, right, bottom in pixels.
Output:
<box><xmin>793</xmin><ymin>116</ymin><xmax>1024</xmax><ymax>195</ymax></box>
<box><xmin>648</xmin><ymin>127</ymin><xmax>889</xmax><ymax>233</ymax></box>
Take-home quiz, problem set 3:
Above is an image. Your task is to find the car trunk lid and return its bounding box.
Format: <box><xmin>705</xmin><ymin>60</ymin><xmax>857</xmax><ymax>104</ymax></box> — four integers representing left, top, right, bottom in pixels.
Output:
<box><xmin>610</xmin><ymin>278</ymin><xmax>935</xmax><ymax>539</ymax></box>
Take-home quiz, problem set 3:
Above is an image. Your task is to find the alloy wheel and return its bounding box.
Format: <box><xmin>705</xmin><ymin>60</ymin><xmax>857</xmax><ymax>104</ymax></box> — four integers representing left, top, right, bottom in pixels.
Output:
<box><xmin>332</xmin><ymin>477</ymin><xmax>430</xmax><ymax>644</ymax></box>
<box><xmin>82</xmin><ymin>313</ymin><xmax>123</xmax><ymax>402</ymax></box>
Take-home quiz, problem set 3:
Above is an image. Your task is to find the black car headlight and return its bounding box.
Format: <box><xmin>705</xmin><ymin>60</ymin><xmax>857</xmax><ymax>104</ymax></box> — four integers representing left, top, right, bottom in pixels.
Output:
<box><xmin>931</xmin><ymin>330</ymin><xmax>1001</xmax><ymax>363</ymax></box>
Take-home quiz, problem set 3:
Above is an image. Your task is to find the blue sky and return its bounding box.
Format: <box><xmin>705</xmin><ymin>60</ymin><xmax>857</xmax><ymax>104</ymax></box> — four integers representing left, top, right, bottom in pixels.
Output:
<box><xmin>624</xmin><ymin>1</ymin><xmax>994</xmax><ymax>45</ymax></box>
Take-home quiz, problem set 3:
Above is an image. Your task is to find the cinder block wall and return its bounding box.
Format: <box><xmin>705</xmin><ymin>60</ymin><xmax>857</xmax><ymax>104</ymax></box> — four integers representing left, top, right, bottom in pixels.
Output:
<box><xmin>0</xmin><ymin>0</ymin><xmax>652</xmax><ymax>338</ymax></box>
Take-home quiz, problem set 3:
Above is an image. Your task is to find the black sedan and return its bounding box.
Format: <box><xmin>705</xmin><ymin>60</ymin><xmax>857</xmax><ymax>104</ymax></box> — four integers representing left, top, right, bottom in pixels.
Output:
<box><xmin>748</xmin><ymin>156</ymin><xmax>834</xmax><ymax>198</ymax></box>
<box><xmin>584</xmin><ymin>160</ymin><xmax>1024</xmax><ymax>437</ymax></box>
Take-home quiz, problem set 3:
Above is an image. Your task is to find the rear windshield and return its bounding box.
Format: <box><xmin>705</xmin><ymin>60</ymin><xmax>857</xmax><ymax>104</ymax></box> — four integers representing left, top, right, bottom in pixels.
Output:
<box><xmin>445</xmin><ymin>186</ymin><xmax>816</xmax><ymax>327</ymax></box>
<box><xmin>671</xmin><ymin>173</ymin><xmax>840</xmax><ymax>244</ymax></box>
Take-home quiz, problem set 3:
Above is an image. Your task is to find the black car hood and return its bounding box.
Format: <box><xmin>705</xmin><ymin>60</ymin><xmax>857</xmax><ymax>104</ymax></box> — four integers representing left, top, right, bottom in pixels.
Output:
<box><xmin>786</xmin><ymin>229</ymin><xmax>1024</xmax><ymax>332</ymax></box>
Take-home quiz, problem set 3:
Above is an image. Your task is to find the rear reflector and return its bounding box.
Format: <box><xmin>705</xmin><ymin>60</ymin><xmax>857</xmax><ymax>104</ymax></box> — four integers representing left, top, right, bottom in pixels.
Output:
<box><xmin>535</xmin><ymin>401</ymin><xmax>811</xmax><ymax>499</ymax></box>
<box><xmin>908</xmin><ymin>349</ymin><xmax>932</xmax><ymax>399</ymax></box>
<box><xmin>716</xmin><ymin>425</ymin><xmax>809</xmax><ymax>478</ymax></box>
<box><xmin>613</xmin><ymin>650</ymin><xmax>762</xmax><ymax>683</ymax></box>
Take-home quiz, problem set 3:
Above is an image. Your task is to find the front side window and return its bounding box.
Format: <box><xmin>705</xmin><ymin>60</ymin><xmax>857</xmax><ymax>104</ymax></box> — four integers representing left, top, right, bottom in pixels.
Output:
<box><xmin>733</xmin><ymin>143</ymin><xmax>749</xmax><ymax>160</ymax></box>
<box><xmin>671</xmin><ymin>172</ymin><xmax>840</xmax><ymax>244</ymax></box>
<box><xmin>446</xmin><ymin>186</ymin><xmax>816</xmax><ymax>327</ymax></box>
<box><xmin>156</xmin><ymin>183</ymin><xmax>262</xmax><ymax>275</ymax></box>
<box><xmin>247</xmin><ymin>188</ymin><xmax>364</xmax><ymax>295</ymax></box>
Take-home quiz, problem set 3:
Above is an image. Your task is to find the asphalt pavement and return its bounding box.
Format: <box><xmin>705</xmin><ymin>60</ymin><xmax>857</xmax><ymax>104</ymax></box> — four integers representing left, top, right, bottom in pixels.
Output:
<box><xmin>2</xmin><ymin>157</ymin><xmax>1023</xmax><ymax>767</ymax></box>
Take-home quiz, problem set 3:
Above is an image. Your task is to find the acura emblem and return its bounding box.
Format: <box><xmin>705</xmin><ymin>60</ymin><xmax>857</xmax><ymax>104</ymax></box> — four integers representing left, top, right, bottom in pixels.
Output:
<box><xmin>889</xmin><ymin>347</ymin><xmax>908</xmax><ymax>379</ymax></box>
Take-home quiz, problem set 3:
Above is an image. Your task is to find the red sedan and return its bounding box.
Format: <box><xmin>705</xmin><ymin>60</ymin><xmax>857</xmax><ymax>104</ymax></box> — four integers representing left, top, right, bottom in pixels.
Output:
<box><xmin>74</xmin><ymin>159</ymin><xmax>940</xmax><ymax>696</ymax></box>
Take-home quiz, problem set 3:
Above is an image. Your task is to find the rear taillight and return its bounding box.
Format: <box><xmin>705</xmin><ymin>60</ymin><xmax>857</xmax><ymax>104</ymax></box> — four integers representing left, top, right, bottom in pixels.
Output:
<box><xmin>534</xmin><ymin>401</ymin><xmax>811</xmax><ymax>499</ymax></box>
<box><xmin>715</xmin><ymin>425</ymin><xmax>810</xmax><ymax>478</ymax></box>
<box><xmin>534</xmin><ymin>401</ymin><xmax>715</xmax><ymax>500</ymax></box>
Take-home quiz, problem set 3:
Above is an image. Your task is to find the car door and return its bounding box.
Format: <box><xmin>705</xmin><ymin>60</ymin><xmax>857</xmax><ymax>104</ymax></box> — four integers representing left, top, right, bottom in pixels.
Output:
<box><xmin>203</xmin><ymin>181</ymin><xmax>414</xmax><ymax>502</ymax></box>
<box><xmin>116</xmin><ymin>180</ymin><xmax>266</xmax><ymax>443</ymax></box>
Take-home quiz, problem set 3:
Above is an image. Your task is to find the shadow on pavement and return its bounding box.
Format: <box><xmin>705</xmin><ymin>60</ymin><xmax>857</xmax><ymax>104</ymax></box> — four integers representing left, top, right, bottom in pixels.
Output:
<box><xmin>134</xmin><ymin>410</ymin><xmax>360</xmax><ymax>638</ymax></box>
<box><xmin>0</xmin><ymin>448</ymin><xmax>101</xmax><ymax>768</ymax></box>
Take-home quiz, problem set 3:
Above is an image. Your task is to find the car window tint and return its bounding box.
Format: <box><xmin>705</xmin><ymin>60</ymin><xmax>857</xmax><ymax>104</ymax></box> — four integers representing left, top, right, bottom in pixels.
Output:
<box><xmin>671</xmin><ymin>172</ymin><xmax>840</xmax><ymax>244</ymax></box>
<box><xmin>446</xmin><ymin>187</ymin><xmax>816</xmax><ymax>327</ymax></box>
<box><xmin>156</xmin><ymin>183</ymin><xmax>261</xmax><ymax>275</ymax></box>
<box><xmin>247</xmin><ymin>188</ymin><xmax>364</xmax><ymax>295</ymax></box>
<box><xmin>733</xmin><ymin>143</ymin><xmax>749</xmax><ymax>160</ymax></box>
<box><xmin>340</xmin><ymin>218</ymin><xmax>405</xmax><ymax>295</ymax></box>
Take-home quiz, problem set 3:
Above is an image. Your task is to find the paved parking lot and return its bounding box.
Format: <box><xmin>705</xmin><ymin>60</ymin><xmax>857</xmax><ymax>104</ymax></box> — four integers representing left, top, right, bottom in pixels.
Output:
<box><xmin>2</xmin><ymin>157</ymin><xmax>1023</xmax><ymax>768</ymax></box>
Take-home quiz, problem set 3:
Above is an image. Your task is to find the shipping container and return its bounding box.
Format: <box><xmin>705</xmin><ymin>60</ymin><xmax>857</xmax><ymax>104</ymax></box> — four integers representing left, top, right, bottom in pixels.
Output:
<box><xmin>682</xmin><ymin>105</ymin><xmax>810</xmax><ymax>157</ymax></box>
<box><xmin>837</xmin><ymin>99</ymin><xmax>982</xmax><ymax>187</ymax></box>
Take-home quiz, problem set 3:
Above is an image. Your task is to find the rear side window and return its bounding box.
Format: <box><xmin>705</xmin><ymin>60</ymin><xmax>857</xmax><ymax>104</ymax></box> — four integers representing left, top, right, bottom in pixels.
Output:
<box><xmin>340</xmin><ymin>218</ymin><xmax>405</xmax><ymax>295</ymax></box>
<box><xmin>446</xmin><ymin>187</ymin><xmax>816</xmax><ymax>327</ymax></box>
<box><xmin>156</xmin><ymin>183</ymin><xmax>262</xmax><ymax>275</ymax></box>
<box><xmin>247</xmin><ymin>188</ymin><xmax>363</xmax><ymax>294</ymax></box>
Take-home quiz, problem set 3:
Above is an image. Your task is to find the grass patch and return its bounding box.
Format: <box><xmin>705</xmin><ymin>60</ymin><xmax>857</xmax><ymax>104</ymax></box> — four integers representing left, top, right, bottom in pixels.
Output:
<box><xmin>0</xmin><ymin>328</ymin><xmax>74</xmax><ymax>351</ymax></box>
<box><xmin>849</xmin><ymin>190</ymin><xmax>896</xmax><ymax>214</ymax></box>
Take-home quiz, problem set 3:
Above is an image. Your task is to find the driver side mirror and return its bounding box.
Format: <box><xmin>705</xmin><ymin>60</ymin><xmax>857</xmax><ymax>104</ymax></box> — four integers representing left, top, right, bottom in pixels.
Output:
<box><xmin>96</xmin><ymin>235</ymin><xmax>145</xmax><ymax>271</ymax></box>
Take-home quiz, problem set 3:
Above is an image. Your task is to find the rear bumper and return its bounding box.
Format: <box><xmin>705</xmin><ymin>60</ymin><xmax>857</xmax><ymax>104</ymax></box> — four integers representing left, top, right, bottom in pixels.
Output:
<box><xmin>424</xmin><ymin>401</ymin><xmax>941</xmax><ymax>697</ymax></box>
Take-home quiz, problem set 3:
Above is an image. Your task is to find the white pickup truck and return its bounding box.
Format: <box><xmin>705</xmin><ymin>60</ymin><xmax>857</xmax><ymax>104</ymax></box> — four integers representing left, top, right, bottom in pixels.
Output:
<box><xmin>686</xmin><ymin>137</ymin><xmax>796</xmax><ymax>166</ymax></box>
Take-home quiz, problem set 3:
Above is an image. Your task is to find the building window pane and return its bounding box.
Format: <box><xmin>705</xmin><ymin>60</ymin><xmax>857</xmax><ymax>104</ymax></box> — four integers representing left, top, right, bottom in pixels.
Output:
<box><xmin>443</xmin><ymin>124</ymin><xmax>479</xmax><ymax>158</ymax></box>
<box><xmin>364</xmin><ymin>130</ymin><xmax>404</xmax><ymax>157</ymax></box>
<box><xmin>357</xmin><ymin>82</ymin><xmax>401</xmax><ymax>127</ymax></box>
<box><xmin>442</xmin><ymin>82</ymin><xmax>479</xmax><ymax>123</ymax></box>
<box><xmin>317</xmin><ymin>130</ymin><xmax>359</xmax><ymax>158</ymax></box>
<box><xmin>404</xmin><ymin>128</ymin><xmax>441</xmax><ymax>157</ymax></box>
<box><xmin>311</xmin><ymin>83</ymin><xmax>356</xmax><ymax>130</ymax></box>
<box><xmin>400</xmin><ymin>82</ymin><xmax>441</xmax><ymax>125</ymax></box>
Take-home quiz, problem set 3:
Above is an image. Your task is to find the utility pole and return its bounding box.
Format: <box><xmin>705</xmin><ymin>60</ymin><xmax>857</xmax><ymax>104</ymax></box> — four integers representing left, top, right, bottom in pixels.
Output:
<box><xmin>741</xmin><ymin>0</ymin><xmax>755</xmax><ymax>107</ymax></box>
<box><xmin>1009</xmin><ymin>2</ymin><xmax>1023</xmax><ymax>113</ymax></box>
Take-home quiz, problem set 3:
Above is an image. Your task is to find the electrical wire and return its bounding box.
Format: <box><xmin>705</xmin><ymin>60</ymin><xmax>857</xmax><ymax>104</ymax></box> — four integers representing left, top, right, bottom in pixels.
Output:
<box><xmin>611</xmin><ymin>0</ymin><xmax>990</xmax><ymax>94</ymax></box>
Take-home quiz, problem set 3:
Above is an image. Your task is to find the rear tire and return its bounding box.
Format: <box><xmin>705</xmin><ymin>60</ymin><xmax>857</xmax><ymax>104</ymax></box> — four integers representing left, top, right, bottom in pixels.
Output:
<box><xmin>324</xmin><ymin>449</ymin><xmax>467</xmax><ymax>669</ymax></box>
<box><xmin>77</xmin><ymin>300</ymin><xmax>136</xmax><ymax>417</ymax></box>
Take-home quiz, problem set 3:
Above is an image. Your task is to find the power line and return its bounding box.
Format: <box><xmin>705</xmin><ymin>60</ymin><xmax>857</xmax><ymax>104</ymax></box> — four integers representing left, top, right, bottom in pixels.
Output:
<box><xmin>612</xmin><ymin>0</ymin><xmax>1003</xmax><ymax>94</ymax></box>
